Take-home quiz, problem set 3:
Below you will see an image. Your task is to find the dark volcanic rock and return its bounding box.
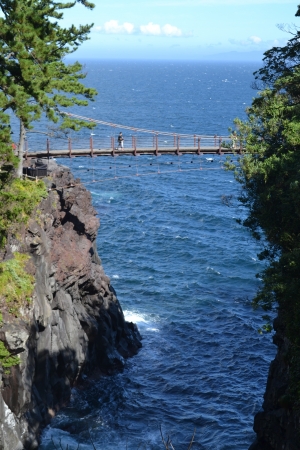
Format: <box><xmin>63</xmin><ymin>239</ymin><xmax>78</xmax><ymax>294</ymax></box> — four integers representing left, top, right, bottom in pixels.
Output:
<box><xmin>249</xmin><ymin>315</ymin><xmax>300</xmax><ymax>450</ymax></box>
<box><xmin>0</xmin><ymin>162</ymin><xmax>141</xmax><ymax>450</ymax></box>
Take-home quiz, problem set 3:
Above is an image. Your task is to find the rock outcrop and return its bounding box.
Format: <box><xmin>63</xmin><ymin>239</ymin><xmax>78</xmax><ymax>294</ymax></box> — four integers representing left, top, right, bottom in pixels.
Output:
<box><xmin>0</xmin><ymin>162</ymin><xmax>141</xmax><ymax>450</ymax></box>
<box><xmin>249</xmin><ymin>315</ymin><xmax>300</xmax><ymax>450</ymax></box>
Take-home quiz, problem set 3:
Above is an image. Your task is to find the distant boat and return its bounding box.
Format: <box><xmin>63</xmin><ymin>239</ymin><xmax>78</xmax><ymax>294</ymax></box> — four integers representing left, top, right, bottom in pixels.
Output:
<box><xmin>206</xmin><ymin>157</ymin><xmax>214</xmax><ymax>162</ymax></box>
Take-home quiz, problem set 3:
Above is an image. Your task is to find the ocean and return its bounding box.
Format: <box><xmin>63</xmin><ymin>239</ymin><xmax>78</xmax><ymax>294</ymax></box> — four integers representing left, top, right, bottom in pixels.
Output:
<box><xmin>38</xmin><ymin>60</ymin><xmax>275</xmax><ymax>450</ymax></box>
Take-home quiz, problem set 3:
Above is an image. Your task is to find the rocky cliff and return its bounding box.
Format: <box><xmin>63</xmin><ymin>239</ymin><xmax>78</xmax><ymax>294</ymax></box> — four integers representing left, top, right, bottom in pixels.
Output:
<box><xmin>0</xmin><ymin>161</ymin><xmax>141</xmax><ymax>450</ymax></box>
<box><xmin>249</xmin><ymin>315</ymin><xmax>300</xmax><ymax>450</ymax></box>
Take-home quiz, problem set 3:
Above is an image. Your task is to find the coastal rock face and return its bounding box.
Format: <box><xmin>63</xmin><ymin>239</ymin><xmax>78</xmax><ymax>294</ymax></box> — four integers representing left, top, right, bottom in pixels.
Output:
<box><xmin>0</xmin><ymin>163</ymin><xmax>141</xmax><ymax>450</ymax></box>
<box><xmin>249</xmin><ymin>316</ymin><xmax>300</xmax><ymax>450</ymax></box>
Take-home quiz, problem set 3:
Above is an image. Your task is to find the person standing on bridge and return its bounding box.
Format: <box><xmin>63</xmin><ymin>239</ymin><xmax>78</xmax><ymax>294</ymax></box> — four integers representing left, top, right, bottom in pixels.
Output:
<box><xmin>118</xmin><ymin>132</ymin><xmax>124</xmax><ymax>149</ymax></box>
<box><xmin>230</xmin><ymin>131</ymin><xmax>238</xmax><ymax>149</ymax></box>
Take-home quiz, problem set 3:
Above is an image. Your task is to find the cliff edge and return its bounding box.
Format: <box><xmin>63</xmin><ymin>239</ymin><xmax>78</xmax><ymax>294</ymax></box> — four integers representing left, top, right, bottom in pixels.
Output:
<box><xmin>0</xmin><ymin>161</ymin><xmax>141</xmax><ymax>450</ymax></box>
<box><xmin>249</xmin><ymin>314</ymin><xmax>300</xmax><ymax>450</ymax></box>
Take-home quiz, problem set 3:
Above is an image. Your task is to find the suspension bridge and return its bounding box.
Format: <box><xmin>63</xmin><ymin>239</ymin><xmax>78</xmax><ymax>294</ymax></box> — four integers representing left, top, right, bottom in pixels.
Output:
<box><xmin>22</xmin><ymin>113</ymin><xmax>242</xmax><ymax>160</ymax></box>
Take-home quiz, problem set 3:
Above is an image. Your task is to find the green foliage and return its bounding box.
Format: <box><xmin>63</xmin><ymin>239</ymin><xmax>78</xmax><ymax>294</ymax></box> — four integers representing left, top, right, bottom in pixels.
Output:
<box><xmin>0</xmin><ymin>112</ymin><xmax>18</xmax><ymax>181</ymax></box>
<box><xmin>254</xmin><ymin>4</ymin><xmax>300</xmax><ymax>87</ymax></box>
<box><xmin>0</xmin><ymin>177</ymin><xmax>47</xmax><ymax>247</ymax></box>
<box><xmin>0</xmin><ymin>0</ymin><xmax>97</xmax><ymax>176</ymax></box>
<box><xmin>0</xmin><ymin>341</ymin><xmax>19</xmax><ymax>371</ymax></box>
<box><xmin>0</xmin><ymin>252</ymin><xmax>35</xmax><ymax>316</ymax></box>
<box><xmin>229</xmin><ymin>5</ymin><xmax>300</xmax><ymax>407</ymax></box>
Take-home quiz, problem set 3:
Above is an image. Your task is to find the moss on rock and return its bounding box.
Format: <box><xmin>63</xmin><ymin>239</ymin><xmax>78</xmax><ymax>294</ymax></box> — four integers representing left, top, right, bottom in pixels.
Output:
<box><xmin>0</xmin><ymin>178</ymin><xmax>47</xmax><ymax>247</ymax></box>
<box><xmin>0</xmin><ymin>252</ymin><xmax>35</xmax><ymax>317</ymax></box>
<box><xmin>0</xmin><ymin>341</ymin><xmax>19</xmax><ymax>371</ymax></box>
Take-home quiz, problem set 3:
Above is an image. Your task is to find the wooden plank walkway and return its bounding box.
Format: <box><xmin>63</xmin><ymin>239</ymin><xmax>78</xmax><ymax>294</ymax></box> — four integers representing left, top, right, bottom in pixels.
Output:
<box><xmin>25</xmin><ymin>146</ymin><xmax>242</xmax><ymax>158</ymax></box>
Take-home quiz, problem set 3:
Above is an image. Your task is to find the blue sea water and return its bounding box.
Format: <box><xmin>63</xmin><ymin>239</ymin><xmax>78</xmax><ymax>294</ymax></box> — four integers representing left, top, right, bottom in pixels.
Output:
<box><xmin>39</xmin><ymin>60</ymin><xmax>275</xmax><ymax>450</ymax></box>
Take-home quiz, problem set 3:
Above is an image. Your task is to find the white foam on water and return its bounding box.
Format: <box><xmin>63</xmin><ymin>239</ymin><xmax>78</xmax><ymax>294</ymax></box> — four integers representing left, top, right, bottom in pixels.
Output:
<box><xmin>91</xmin><ymin>191</ymin><xmax>104</xmax><ymax>196</ymax></box>
<box><xmin>206</xmin><ymin>266</ymin><xmax>221</xmax><ymax>275</ymax></box>
<box><xmin>124</xmin><ymin>310</ymin><xmax>149</xmax><ymax>324</ymax></box>
<box><xmin>91</xmin><ymin>191</ymin><xmax>119</xmax><ymax>199</ymax></box>
<box><xmin>146</xmin><ymin>327</ymin><xmax>160</xmax><ymax>332</ymax></box>
<box><xmin>112</xmin><ymin>274</ymin><xmax>120</xmax><ymax>279</ymax></box>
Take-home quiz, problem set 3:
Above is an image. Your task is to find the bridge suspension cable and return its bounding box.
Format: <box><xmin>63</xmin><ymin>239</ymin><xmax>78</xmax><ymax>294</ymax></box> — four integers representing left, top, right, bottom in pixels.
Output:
<box><xmin>62</xmin><ymin>112</ymin><xmax>229</xmax><ymax>139</ymax></box>
<box><xmin>46</xmin><ymin>164</ymin><xmax>225</xmax><ymax>192</ymax></box>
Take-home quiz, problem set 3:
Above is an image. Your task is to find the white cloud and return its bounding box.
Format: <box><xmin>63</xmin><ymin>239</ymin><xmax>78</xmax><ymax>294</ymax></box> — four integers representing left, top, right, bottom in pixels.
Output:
<box><xmin>140</xmin><ymin>22</ymin><xmax>161</xmax><ymax>36</ymax></box>
<box><xmin>162</xmin><ymin>24</ymin><xmax>182</xmax><ymax>37</ymax></box>
<box><xmin>249</xmin><ymin>35</ymin><xmax>262</xmax><ymax>44</ymax></box>
<box><xmin>94</xmin><ymin>21</ymin><xmax>184</xmax><ymax>37</ymax></box>
<box><xmin>94</xmin><ymin>20</ymin><xmax>135</xmax><ymax>34</ymax></box>
<box><xmin>229</xmin><ymin>36</ymin><xmax>263</xmax><ymax>46</ymax></box>
<box><xmin>229</xmin><ymin>36</ymin><xmax>288</xmax><ymax>48</ymax></box>
<box><xmin>140</xmin><ymin>22</ymin><xmax>182</xmax><ymax>36</ymax></box>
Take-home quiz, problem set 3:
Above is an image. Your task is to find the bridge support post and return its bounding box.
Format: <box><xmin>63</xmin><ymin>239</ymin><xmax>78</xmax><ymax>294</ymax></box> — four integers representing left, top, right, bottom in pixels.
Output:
<box><xmin>133</xmin><ymin>136</ymin><xmax>137</xmax><ymax>156</ymax></box>
<box><xmin>46</xmin><ymin>138</ymin><xmax>50</xmax><ymax>159</ymax></box>
<box><xmin>25</xmin><ymin>139</ymin><xmax>28</xmax><ymax>160</ymax></box>
<box><xmin>154</xmin><ymin>134</ymin><xmax>160</xmax><ymax>156</ymax></box>
<box><xmin>68</xmin><ymin>138</ymin><xmax>73</xmax><ymax>158</ymax></box>
<box><xmin>111</xmin><ymin>136</ymin><xmax>118</xmax><ymax>157</ymax></box>
<box><xmin>218</xmin><ymin>137</ymin><xmax>223</xmax><ymax>155</ymax></box>
<box><xmin>238</xmin><ymin>140</ymin><xmax>243</xmax><ymax>155</ymax></box>
<box><xmin>90</xmin><ymin>136</ymin><xmax>94</xmax><ymax>157</ymax></box>
<box><xmin>176</xmin><ymin>135</ymin><xmax>181</xmax><ymax>156</ymax></box>
<box><xmin>197</xmin><ymin>137</ymin><xmax>201</xmax><ymax>155</ymax></box>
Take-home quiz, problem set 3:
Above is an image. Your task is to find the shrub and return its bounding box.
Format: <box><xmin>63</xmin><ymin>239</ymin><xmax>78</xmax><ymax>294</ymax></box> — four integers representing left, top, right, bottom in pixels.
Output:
<box><xmin>0</xmin><ymin>178</ymin><xmax>47</xmax><ymax>247</ymax></box>
<box><xmin>0</xmin><ymin>252</ymin><xmax>35</xmax><ymax>317</ymax></box>
<box><xmin>0</xmin><ymin>341</ymin><xmax>19</xmax><ymax>372</ymax></box>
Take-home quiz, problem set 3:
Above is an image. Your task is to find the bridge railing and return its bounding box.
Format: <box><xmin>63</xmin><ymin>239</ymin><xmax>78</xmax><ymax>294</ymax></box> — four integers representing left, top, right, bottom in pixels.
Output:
<box><xmin>24</xmin><ymin>133</ymin><xmax>239</xmax><ymax>155</ymax></box>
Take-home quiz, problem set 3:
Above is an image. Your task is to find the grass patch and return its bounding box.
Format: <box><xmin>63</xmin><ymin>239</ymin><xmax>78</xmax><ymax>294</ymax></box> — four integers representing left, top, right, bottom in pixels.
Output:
<box><xmin>0</xmin><ymin>341</ymin><xmax>19</xmax><ymax>372</ymax></box>
<box><xmin>0</xmin><ymin>252</ymin><xmax>35</xmax><ymax>316</ymax></box>
<box><xmin>0</xmin><ymin>178</ymin><xmax>47</xmax><ymax>247</ymax></box>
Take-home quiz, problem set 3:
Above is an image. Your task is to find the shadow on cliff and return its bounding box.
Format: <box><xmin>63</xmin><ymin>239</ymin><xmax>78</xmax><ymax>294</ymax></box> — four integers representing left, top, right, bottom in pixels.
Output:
<box><xmin>25</xmin><ymin>321</ymin><xmax>139</xmax><ymax>449</ymax></box>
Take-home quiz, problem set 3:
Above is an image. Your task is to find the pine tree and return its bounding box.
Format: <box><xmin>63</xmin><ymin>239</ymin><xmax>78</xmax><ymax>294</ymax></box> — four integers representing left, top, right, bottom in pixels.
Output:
<box><xmin>0</xmin><ymin>0</ymin><xmax>97</xmax><ymax>177</ymax></box>
<box><xmin>229</xmin><ymin>4</ymin><xmax>300</xmax><ymax>405</ymax></box>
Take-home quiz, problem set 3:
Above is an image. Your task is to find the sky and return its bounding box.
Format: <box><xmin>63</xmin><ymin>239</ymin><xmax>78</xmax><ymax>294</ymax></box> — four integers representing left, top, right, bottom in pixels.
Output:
<box><xmin>64</xmin><ymin>0</ymin><xmax>298</xmax><ymax>60</ymax></box>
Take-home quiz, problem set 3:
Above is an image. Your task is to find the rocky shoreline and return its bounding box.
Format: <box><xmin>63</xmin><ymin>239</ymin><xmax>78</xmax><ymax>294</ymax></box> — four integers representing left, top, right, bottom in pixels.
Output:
<box><xmin>0</xmin><ymin>161</ymin><xmax>141</xmax><ymax>449</ymax></box>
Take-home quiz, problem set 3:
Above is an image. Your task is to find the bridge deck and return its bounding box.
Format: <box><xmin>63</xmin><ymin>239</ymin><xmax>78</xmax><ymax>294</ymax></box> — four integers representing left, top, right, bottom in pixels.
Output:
<box><xmin>25</xmin><ymin>146</ymin><xmax>241</xmax><ymax>158</ymax></box>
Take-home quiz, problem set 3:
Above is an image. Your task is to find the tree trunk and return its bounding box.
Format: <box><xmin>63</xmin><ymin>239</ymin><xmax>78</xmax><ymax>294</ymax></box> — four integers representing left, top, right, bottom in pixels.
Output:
<box><xmin>16</xmin><ymin>119</ymin><xmax>25</xmax><ymax>178</ymax></box>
